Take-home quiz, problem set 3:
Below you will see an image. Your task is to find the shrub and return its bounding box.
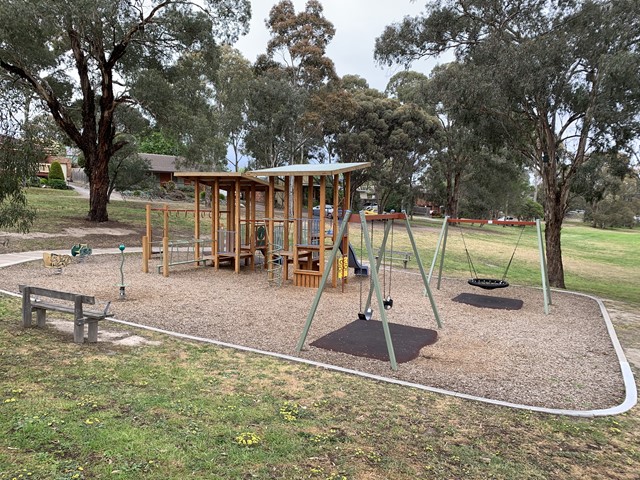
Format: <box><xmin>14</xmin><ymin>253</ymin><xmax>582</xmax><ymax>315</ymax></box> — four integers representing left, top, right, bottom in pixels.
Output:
<box><xmin>517</xmin><ymin>199</ymin><xmax>544</xmax><ymax>221</ymax></box>
<box><xmin>591</xmin><ymin>199</ymin><xmax>635</xmax><ymax>228</ymax></box>
<box><xmin>163</xmin><ymin>180</ymin><xmax>176</xmax><ymax>192</ymax></box>
<box><xmin>47</xmin><ymin>178</ymin><xmax>70</xmax><ymax>190</ymax></box>
<box><xmin>48</xmin><ymin>161</ymin><xmax>65</xmax><ymax>181</ymax></box>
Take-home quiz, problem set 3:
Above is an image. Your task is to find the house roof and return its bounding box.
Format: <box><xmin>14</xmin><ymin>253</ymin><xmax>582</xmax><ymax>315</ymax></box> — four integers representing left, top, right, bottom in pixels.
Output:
<box><xmin>43</xmin><ymin>155</ymin><xmax>71</xmax><ymax>165</ymax></box>
<box><xmin>139</xmin><ymin>153</ymin><xmax>186</xmax><ymax>173</ymax></box>
<box><xmin>247</xmin><ymin>162</ymin><xmax>371</xmax><ymax>177</ymax></box>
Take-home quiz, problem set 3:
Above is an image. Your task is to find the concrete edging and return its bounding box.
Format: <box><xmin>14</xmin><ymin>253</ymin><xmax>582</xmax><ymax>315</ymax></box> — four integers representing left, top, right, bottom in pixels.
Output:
<box><xmin>0</xmin><ymin>256</ymin><xmax>636</xmax><ymax>417</ymax></box>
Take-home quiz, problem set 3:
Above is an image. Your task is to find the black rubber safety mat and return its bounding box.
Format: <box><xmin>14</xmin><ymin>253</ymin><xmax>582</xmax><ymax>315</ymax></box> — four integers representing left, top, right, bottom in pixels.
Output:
<box><xmin>452</xmin><ymin>292</ymin><xmax>524</xmax><ymax>310</ymax></box>
<box><xmin>310</xmin><ymin>320</ymin><xmax>438</xmax><ymax>363</ymax></box>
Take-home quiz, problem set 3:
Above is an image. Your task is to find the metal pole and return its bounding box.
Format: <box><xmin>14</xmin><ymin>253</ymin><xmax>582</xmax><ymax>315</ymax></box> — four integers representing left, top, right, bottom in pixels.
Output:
<box><xmin>436</xmin><ymin>217</ymin><xmax>449</xmax><ymax>290</ymax></box>
<box><xmin>405</xmin><ymin>216</ymin><xmax>443</xmax><ymax>329</ymax></box>
<box><xmin>428</xmin><ymin>216</ymin><xmax>449</xmax><ymax>283</ymax></box>
<box><xmin>296</xmin><ymin>211</ymin><xmax>352</xmax><ymax>352</ymax></box>
<box><xmin>360</xmin><ymin>211</ymin><xmax>398</xmax><ymax>371</ymax></box>
<box><xmin>365</xmin><ymin>219</ymin><xmax>392</xmax><ymax>311</ymax></box>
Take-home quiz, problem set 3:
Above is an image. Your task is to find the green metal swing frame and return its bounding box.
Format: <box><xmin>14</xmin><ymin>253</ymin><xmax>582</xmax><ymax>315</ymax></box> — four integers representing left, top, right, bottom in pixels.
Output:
<box><xmin>296</xmin><ymin>210</ymin><xmax>442</xmax><ymax>371</ymax></box>
<box><xmin>427</xmin><ymin>216</ymin><xmax>552</xmax><ymax>314</ymax></box>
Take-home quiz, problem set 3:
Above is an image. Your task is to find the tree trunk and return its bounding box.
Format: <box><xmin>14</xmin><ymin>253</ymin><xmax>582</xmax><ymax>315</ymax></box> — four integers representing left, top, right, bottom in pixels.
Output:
<box><xmin>445</xmin><ymin>168</ymin><xmax>461</xmax><ymax>217</ymax></box>
<box><xmin>545</xmin><ymin>201</ymin><xmax>565</xmax><ymax>288</ymax></box>
<box><xmin>87</xmin><ymin>149</ymin><xmax>110</xmax><ymax>222</ymax></box>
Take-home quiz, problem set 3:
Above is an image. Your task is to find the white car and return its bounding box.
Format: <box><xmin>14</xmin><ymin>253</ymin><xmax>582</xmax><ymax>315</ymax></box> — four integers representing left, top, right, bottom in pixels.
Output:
<box><xmin>312</xmin><ymin>205</ymin><xmax>333</xmax><ymax>216</ymax></box>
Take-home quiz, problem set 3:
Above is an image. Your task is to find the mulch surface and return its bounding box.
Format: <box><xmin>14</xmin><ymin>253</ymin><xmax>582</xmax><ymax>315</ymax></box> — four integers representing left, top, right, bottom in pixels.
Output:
<box><xmin>452</xmin><ymin>292</ymin><xmax>524</xmax><ymax>310</ymax></box>
<box><xmin>311</xmin><ymin>319</ymin><xmax>438</xmax><ymax>363</ymax></box>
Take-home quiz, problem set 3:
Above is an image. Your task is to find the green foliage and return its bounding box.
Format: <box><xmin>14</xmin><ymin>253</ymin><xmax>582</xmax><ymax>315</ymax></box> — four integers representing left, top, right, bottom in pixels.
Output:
<box><xmin>216</xmin><ymin>46</ymin><xmax>254</xmax><ymax>171</ymax></box>
<box><xmin>108</xmin><ymin>149</ymin><xmax>152</xmax><ymax>198</ymax></box>
<box><xmin>244</xmin><ymin>1</ymin><xmax>337</xmax><ymax>170</ymax></box>
<box><xmin>374</xmin><ymin>0</ymin><xmax>640</xmax><ymax>287</ymax></box>
<box><xmin>47</xmin><ymin>161</ymin><xmax>64</xmax><ymax>181</ymax></box>
<box><xmin>0</xmin><ymin>0</ymin><xmax>251</xmax><ymax>221</ymax></box>
<box><xmin>590</xmin><ymin>199</ymin><xmax>636</xmax><ymax>229</ymax></box>
<box><xmin>138</xmin><ymin>131</ymin><xmax>180</xmax><ymax>156</ymax></box>
<box><xmin>517</xmin><ymin>199</ymin><xmax>544</xmax><ymax>221</ymax></box>
<box><xmin>46</xmin><ymin>178</ymin><xmax>69</xmax><ymax>190</ymax></box>
<box><xmin>0</xmin><ymin>82</ymin><xmax>40</xmax><ymax>233</ymax></box>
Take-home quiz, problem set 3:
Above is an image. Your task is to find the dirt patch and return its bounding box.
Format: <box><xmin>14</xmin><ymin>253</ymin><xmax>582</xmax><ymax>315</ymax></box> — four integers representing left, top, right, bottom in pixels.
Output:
<box><xmin>0</xmin><ymin>253</ymin><xmax>630</xmax><ymax>412</ymax></box>
<box><xmin>1</xmin><ymin>227</ymin><xmax>136</xmax><ymax>240</ymax></box>
<box><xmin>46</xmin><ymin>319</ymin><xmax>161</xmax><ymax>347</ymax></box>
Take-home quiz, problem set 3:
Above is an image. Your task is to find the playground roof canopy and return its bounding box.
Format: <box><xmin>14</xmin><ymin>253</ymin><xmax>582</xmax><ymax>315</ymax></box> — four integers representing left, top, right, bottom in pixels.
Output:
<box><xmin>247</xmin><ymin>162</ymin><xmax>371</xmax><ymax>177</ymax></box>
<box><xmin>174</xmin><ymin>172</ymin><xmax>282</xmax><ymax>191</ymax></box>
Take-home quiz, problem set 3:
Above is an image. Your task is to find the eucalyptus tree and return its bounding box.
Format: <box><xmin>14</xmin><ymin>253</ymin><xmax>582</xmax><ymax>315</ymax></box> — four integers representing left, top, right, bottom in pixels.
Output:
<box><xmin>315</xmin><ymin>76</ymin><xmax>437</xmax><ymax>211</ymax></box>
<box><xmin>387</xmin><ymin>67</ymin><xmax>482</xmax><ymax>217</ymax></box>
<box><xmin>0</xmin><ymin>81</ymin><xmax>40</xmax><ymax>232</ymax></box>
<box><xmin>375</xmin><ymin>0</ymin><xmax>640</xmax><ymax>287</ymax></box>
<box><xmin>215</xmin><ymin>45</ymin><xmax>253</xmax><ymax>172</ymax></box>
<box><xmin>0</xmin><ymin>0</ymin><xmax>250</xmax><ymax>222</ymax></box>
<box><xmin>246</xmin><ymin>0</ymin><xmax>337</xmax><ymax>167</ymax></box>
<box><xmin>244</xmin><ymin>64</ymin><xmax>307</xmax><ymax>169</ymax></box>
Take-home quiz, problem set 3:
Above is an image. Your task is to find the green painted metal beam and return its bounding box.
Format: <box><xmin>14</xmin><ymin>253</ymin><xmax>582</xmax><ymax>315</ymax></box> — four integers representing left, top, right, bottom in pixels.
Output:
<box><xmin>360</xmin><ymin>211</ymin><xmax>398</xmax><ymax>370</ymax></box>
<box><xmin>405</xmin><ymin>216</ymin><xmax>443</xmax><ymax>329</ymax></box>
<box><xmin>296</xmin><ymin>211</ymin><xmax>352</xmax><ymax>352</ymax></box>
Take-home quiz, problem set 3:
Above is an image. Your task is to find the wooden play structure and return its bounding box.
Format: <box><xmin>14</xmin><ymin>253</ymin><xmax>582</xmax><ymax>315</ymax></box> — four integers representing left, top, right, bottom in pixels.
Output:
<box><xmin>247</xmin><ymin>162</ymin><xmax>370</xmax><ymax>288</ymax></box>
<box><xmin>296</xmin><ymin>210</ymin><xmax>442</xmax><ymax>371</ymax></box>
<box><xmin>428</xmin><ymin>217</ymin><xmax>552</xmax><ymax>314</ymax></box>
<box><xmin>142</xmin><ymin>172</ymin><xmax>278</xmax><ymax>277</ymax></box>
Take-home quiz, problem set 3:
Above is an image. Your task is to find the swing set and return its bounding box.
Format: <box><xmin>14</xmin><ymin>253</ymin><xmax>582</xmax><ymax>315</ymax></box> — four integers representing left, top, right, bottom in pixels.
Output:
<box><xmin>428</xmin><ymin>217</ymin><xmax>552</xmax><ymax>314</ymax></box>
<box><xmin>297</xmin><ymin>210</ymin><xmax>442</xmax><ymax>371</ymax></box>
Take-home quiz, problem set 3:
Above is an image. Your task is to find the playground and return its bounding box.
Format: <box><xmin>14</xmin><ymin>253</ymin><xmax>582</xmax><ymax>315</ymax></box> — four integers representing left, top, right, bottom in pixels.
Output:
<box><xmin>0</xmin><ymin>249</ymin><xmax>626</xmax><ymax>412</ymax></box>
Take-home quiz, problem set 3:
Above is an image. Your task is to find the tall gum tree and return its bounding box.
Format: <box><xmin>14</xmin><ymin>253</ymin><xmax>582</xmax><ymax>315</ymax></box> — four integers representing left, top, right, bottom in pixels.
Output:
<box><xmin>375</xmin><ymin>0</ymin><xmax>640</xmax><ymax>288</ymax></box>
<box><xmin>0</xmin><ymin>0</ymin><xmax>250</xmax><ymax>221</ymax></box>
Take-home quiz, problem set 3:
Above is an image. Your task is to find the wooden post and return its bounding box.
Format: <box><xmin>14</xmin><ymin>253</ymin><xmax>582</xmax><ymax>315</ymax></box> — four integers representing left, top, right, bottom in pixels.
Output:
<box><xmin>284</xmin><ymin>176</ymin><xmax>291</xmax><ymax>248</ymax></box>
<box><xmin>162</xmin><ymin>236</ymin><xmax>169</xmax><ymax>278</ymax></box>
<box><xmin>332</xmin><ymin>174</ymin><xmax>339</xmax><ymax>288</ymax></box>
<box><xmin>214</xmin><ymin>178</ymin><xmax>220</xmax><ymax>270</ymax></box>
<box><xmin>210</xmin><ymin>185</ymin><xmax>215</xmax><ymax>265</ymax></box>
<box><xmin>146</xmin><ymin>203</ymin><xmax>152</xmax><ymax>259</ymax></box>
<box><xmin>307</xmin><ymin>175</ymin><xmax>314</xmax><ymax>219</ymax></box>
<box><xmin>250</xmin><ymin>184</ymin><xmax>257</xmax><ymax>270</ymax></box>
<box><xmin>163</xmin><ymin>204</ymin><xmax>169</xmax><ymax>238</ymax></box>
<box><xmin>21</xmin><ymin>286</ymin><xmax>32</xmax><ymax>327</ymax></box>
<box><xmin>234</xmin><ymin>177</ymin><xmax>241</xmax><ymax>273</ymax></box>
<box><xmin>73</xmin><ymin>296</ymin><xmax>84</xmax><ymax>344</ymax></box>
<box><xmin>194</xmin><ymin>180</ymin><xmax>201</xmax><ymax>262</ymax></box>
<box><xmin>319</xmin><ymin>175</ymin><xmax>326</xmax><ymax>276</ymax></box>
<box><xmin>293</xmin><ymin>176</ymin><xmax>302</xmax><ymax>277</ymax></box>
<box><xmin>342</xmin><ymin>172</ymin><xmax>351</xmax><ymax>283</ymax></box>
<box><xmin>142</xmin><ymin>236</ymin><xmax>149</xmax><ymax>273</ymax></box>
<box><xmin>87</xmin><ymin>320</ymin><xmax>99</xmax><ymax>343</ymax></box>
<box><xmin>268</xmin><ymin>176</ymin><xmax>276</xmax><ymax>276</ymax></box>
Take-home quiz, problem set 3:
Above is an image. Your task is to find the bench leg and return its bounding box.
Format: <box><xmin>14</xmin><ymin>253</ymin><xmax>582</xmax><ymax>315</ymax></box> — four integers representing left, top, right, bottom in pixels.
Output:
<box><xmin>21</xmin><ymin>288</ymin><xmax>33</xmax><ymax>327</ymax></box>
<box><xmin>36</xmin><ymin>308</ymin><xmax>47</xmax><ymax>327</ymax></box>
<box><xmin>74</xmin><ymin>319</ymin><xmax>85</xmax><ymax>344</ymax></box>
<box><xmin>87</xmin><ymin>320</ymin><xmax>99</xmax><ymax>343</ymax></box>
<box><xmin>403</xmin><ymin>259</ymin><xmax>408</xmax><ymax>269</ymax></box>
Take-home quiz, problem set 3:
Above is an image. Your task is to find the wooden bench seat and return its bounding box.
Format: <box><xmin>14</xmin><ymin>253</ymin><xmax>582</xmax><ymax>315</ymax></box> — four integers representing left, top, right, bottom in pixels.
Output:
<box><xmin>19</xmin><ymin>285</ymin><xmax>111</xmax><ymax>344</ymax></box>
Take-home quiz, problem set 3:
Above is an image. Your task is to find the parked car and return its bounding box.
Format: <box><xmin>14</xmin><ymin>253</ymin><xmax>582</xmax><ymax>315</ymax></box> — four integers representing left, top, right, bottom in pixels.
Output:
<box><xmin>312</xmin><ymin>204</ymin><xmax>333</xmax><ymax>216</ymax></box>
<box><xmin>363</xmin><ymin>204</ymin><xmax>378</xmax><ymax>214</ymax></box>
<box><xmin>327</xmin><ymin>207</ymin><xmax>343</xmax><ymax>219</ymax></box>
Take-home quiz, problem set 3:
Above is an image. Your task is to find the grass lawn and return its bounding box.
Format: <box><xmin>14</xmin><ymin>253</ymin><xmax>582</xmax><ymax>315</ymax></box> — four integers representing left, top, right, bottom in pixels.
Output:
<box><xmin>1</xmin><ymin>297</ymin><xmax>639</xmax><ymax>480</ymax></box>
<box><xmin>0</xmin><ymin>188</ymin><xmax>639</xmax><ymax>479</ymax></box>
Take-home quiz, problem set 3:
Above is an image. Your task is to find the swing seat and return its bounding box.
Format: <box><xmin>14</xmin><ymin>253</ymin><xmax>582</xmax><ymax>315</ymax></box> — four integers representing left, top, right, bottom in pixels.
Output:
<box><xmin>468</xmin><ymin>278</ymin><xmax>509</xmax><ymax>290</ymax></box>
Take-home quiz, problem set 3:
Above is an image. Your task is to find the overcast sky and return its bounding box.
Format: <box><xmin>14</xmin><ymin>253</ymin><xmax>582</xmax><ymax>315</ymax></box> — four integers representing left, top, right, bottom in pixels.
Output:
<box><xmin>233</xmin><ymin>0</ymin><xmax>447</xmax><ymax>92</ymax></box>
